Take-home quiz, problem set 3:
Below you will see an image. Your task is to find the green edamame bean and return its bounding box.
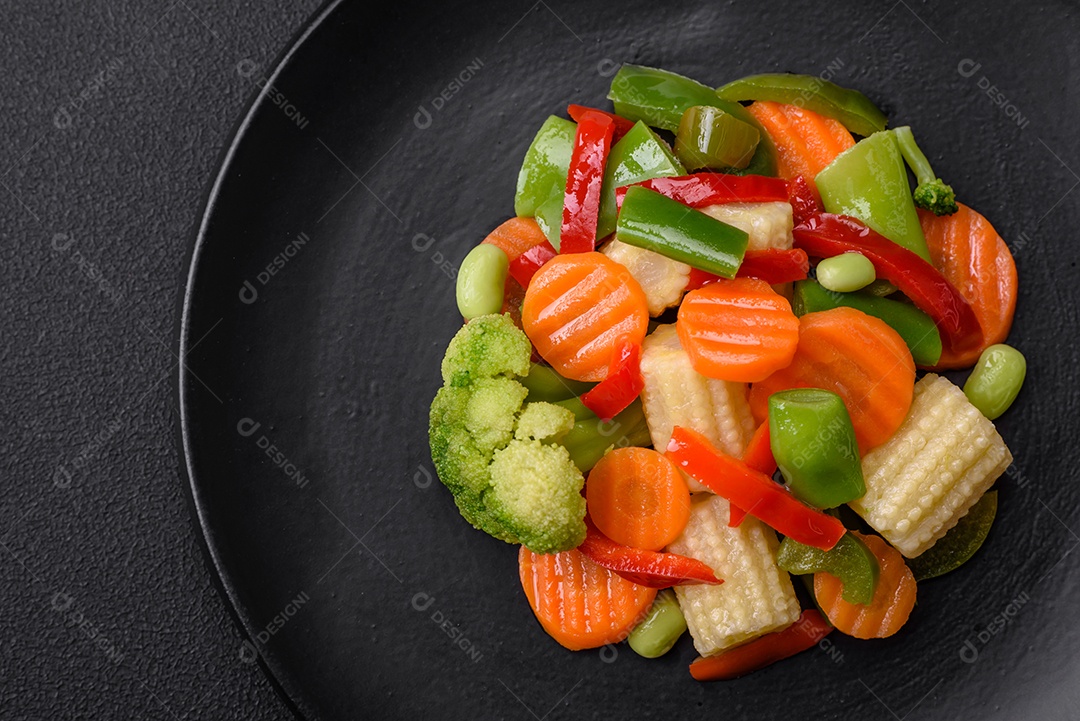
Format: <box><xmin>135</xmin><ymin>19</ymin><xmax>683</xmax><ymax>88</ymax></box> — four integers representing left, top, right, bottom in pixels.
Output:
<box><xmin>455</xmin><ymin>244</ymin><xmax>509</xmax><ymax>319</ymax></box>
<box><xmin>627</xmin><ymin>589</ymin><xmax>686</xmax><ymax>658</ymax></box>
<box><xmin>963</xmin><ymin>344</ymin><xmax>1026</xmax><ymax>420</ymax></box>
<box><xmin>816</xmin><ymin>252</ymin><xmax>876</xmax><ymax>293</ymax></box>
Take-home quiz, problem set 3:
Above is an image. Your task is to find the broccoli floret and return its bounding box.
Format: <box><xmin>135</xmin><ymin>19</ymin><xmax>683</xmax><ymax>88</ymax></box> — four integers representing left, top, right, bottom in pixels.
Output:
<box><xmin>429</xmin><ymin>314</ymin><xmax>587</xmax><ymax>552</ymax></box>
<box><xmin>895</xmin><ymin>126</ymin><xmax>959</xmax><ymax>216</ymax></box>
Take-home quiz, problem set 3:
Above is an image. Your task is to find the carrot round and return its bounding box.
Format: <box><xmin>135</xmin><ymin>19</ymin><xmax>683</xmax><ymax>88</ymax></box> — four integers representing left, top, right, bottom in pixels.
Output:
<box><xmin>519</xmin><ymin>546</ymin><xmax>657</xmax><ymax>650</ymax></box>
<box><xmin>586</xmin><ymin>447</ymin><xmax>690</xmax><ymax>551</ymax></box>
<box><xmin>747</xmin><ymin>101</ymin><xmax>855</xmax><ymax>182</ymax></box>
<box><xmin>677</xmin><ymin>278</ymin><xmax>800</xmax><ymax>383</ymax></box>
<box><xmin>918</xmin><ymin>204</ymin><xmax>1018</xmax><ymax>370</ymax></box>
<box><xmin>522</xmin><ymin>252</ymin><xmax>649</xmax><ymax>381</ymax></box>
<box><xmin>481</xmin><ymin>216</ymin><xmax>549</xmax><ymax>262</ymax></box>
<box><xmin>814</xmin><ymin>532</ymin><xmax>916</xmax><ymax>639</ymax></box>
<box><xmin>749</xmin><ymin>307</ymin><xmax>915</xmax><ymax>453</ymax></box>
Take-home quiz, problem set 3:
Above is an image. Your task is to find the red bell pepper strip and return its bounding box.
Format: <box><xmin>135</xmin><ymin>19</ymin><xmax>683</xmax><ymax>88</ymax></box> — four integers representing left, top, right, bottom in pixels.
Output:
<box><xmin>580</xmin><ymin>337</ymin><xmax>644</xmax><ymax>420</ymax></box>
<box><xmin>793</xmin><ymin>213</ymin><xmax>983</xmax><ymax>353</ymax></box>
<box><xmin>728</xmin><ymin>422</ymin><xmax>778</xmax><ymax>528</ymax></box>
<box><xmin>508</xmin><ymin>239</ymin><xmax>558</xmax><ymax>289</ymax></box>
<box><xmin>560</xmin><ymin>111</ymin><xmax>616</xmax><ymax>254</ymax></box>
<box><xmin>685</xmin><ymin>249</ymin><xmax>809</xmax><ymax>290</ymax></box>
<box><xmin>689</xmin><ymin>609</ymin><xmax>833</xmax><ymax>681</ymax></box>
<box><xmin>615</xmin><ymin>173</ymin><xmax>790</xmax><ymax>210</ymax></box>
<box><xmin>578</xmin><ymin>520</ymin><xmax>722</xmax><ymax>588</ymax></box>
<box><xmin>665</xmin><ymin>426</ymin><xmax>844</xmax><ymax>551</ymax></box>
<box><xmin>567</xmin><ymin>104</ymin><xmax>635</xmax><ymax>142</ymax></box>
<box><xmin>786</xmin><ymin>175</ymin><xmax>822</xmax><ymax>226</ymax></box>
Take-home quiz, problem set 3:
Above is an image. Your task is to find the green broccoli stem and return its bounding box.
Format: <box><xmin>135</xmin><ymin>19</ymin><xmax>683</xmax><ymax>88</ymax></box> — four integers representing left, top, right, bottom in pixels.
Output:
<box><xmin>554</xmin><ymin>398</ymin><xmax>653</xmax><ymax>472</ymax></box>
<box><xmin>894</xmin><ymin>126</ymin><xmax>959</xmax><ymax>216</ymax></box>
<box><xmin>893</xmin><ymin>126</ymin><xmax>935</xmax><ymax>186</ymax></box>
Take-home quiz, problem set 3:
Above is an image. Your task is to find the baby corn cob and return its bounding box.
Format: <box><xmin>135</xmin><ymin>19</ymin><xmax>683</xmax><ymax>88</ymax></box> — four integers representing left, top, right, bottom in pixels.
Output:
<box><xmin>668</xmin><ymin>495</ymin><xmax>801</xmax><ymax>656</ymax></box>
<box><xmin>851</xmin><ymin>374</ymin><xmax>1013</xmax><ymax>558</ymax></box>
<box><xmin>700</xmin><ymin>201</ymin><xmax>794</xmax><ymax>251</ymax></box>
<box><xmin>639</xmin><ymin>325</ymin><xmax>756</xmax><ymax>492</ymax></box>
<box><xmin>601</xmin><ymin>239</ymin><xmax>691</xmax><ymax>316</ymax></box>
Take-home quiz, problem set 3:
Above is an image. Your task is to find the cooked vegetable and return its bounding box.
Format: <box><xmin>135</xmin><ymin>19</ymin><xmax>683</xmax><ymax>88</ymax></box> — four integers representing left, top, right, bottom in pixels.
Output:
<box><xmin>689</xmin><ymin>248</ymin><xmax>810</xmax><ymax>289</ymax></box>
<box><xmin>515</xmin><ymin>116</ymin><xmax>575</xmax><ymax>219</ymax></box>
<box><xmin>700</xmin><ymin>201</ymin><xmax>794</xmax><ymax>252</ymax></box>
<box><xmin>907</xmin><ymin>491</ymin><xmax>998</xmax><ymax>581</ymax></box>
<box><xmin>456</xmin><ymin>244</ymin><xmax>510</xmax><ymax>319</ymax></box>
<box><xmin>749</xmin><ymin>307</ymin><xmax>915</xmax><ymax>453</ymax></box>
<box><xmin>628</xmin><ymin>590</ymin><xmax>687</xmax><ymax>658</ymax></box>
<box><xmin>508</xmin><ymin>239</ymin><xmax>558</xmax><ymax>288</ymax></box>
<box><xmin>850</xmin><ymin>374</ymin><xmax>1013</xmax><ymax>558</ymax></box>
<box><xmin>814</xmin><ymin>131</ymin><xmax>932</xmax><ymax>261</ymax></box>
<box><xmin>429</xmin><ymin>314</ymin><xmax>587</xmax><ymax>552</ymax></box>
<box><xmin>815</xmin><ymin>252</ymin><xmax>876</xmax><ymax>293</ymax></box>
<box><xmin>519</xmin><ymin>546</ymin><xmax>657</xmax><ymax>650</ymax></box>
<box><xmin>744</xmin><ymin>101</ymin><xmax>855</xmax><ymax>181</ymax></box>
<box><xmin>600</xmin><ymin>239</ymin><xmax>691</xmax><ymax>316</ymax></box>
<box><xmin>894</xmin><ymin>126</ymin><xmax>958</xmax><ymax>216</ymax></box>
<box><xmin>728</xmin><ymin>422</ymin><xmax>775</xmax><ymax>528</ymax></box>
<box><xmin>794</xmin><ymin>213</ymin><xmax>982</xmax><ymax>355</ymax></box>
<box><xmin>666</xmin><ymin>426</ymin><xmax>846</xmax><ymax>551</ymax></box>
<box><xmin>667</xmin><ymin>495</ymin><xmax>802</xmax><ymax>656</ymax></box>
<box><xmin>675</xmin><ymin>105</ymin><xmax>761</xmax><ymax>171</ymax></box>
<box><xmin>553</xmin><ymin>396</ymin><xmax>652</xmax><ymax>473</ymax></box>
<box><xmin>578</xmin><ymin>519</ymin><xmax>721</xmax><ymax>587</ymax></box>
<box><xmin>567</xmin><ymin>104</ymin><xmax>635</xmax><ymax>140</ymax></box>
<box><xmin>787</xmin><ymin>174</ymin><xmax>823</xmax><ymax>225</ymax></box>
<box><xmin>617</xmin><ymin>186</ymin><xmax>749</xmax><ymax>278</ymax></box>
<box><xmin>964</xmin><ymin>344</ymin><xmax>1026</xmax><ymax>420</ymax></box>
<box><xmin>520</xmin><ymin>362</ymin><xmax>593</xmax><ymax>402</ymax></box>
<box><xmin>814</xmin><ymin>532</ymin><xmax>916</xmax><ymax>639</ymax></box>
<box><xmin>597</xmin><ymin>120</ymin><xmax>686</xmax><ymax>239</ymax></box>
<box><xmin>769</xmin><ymin>389</ymin><xmax>865</xmax><ymax>509</ymax></box>
<box><xmin>792</xmin><ymin>279</ymin><xmax>942</xmax><ymax>367</ymax></box>
<box><xmin>522</xmin><ymin>252</ymin><xmax>650</xmax><ymax>382</ymax></box>
<box><xmin>586</xmin><ymin>447</ymin><xmax>690</xmax><ymax>551</ymax></box>
<box><xmin>580</xmin><ymin>337</ymin><xmax>644</xmax><ymax>421</ymax></box>
<box><xmin>676</xmin><ymin>279</ymin><xmax>800</xmax><ymax>383</ymax></box>
<box><xmin>688</xmin><ymin>609</ymin><xmax>833</xmax><ymax>681</ymax></box>
<box><xmin>615</xmin><ymin>174</ymin><xmax>789</xmax><ymax>208</ymax></box>
<box><xmin>919</xmin><ymin>203</ymin><xmax>1018</xmax><ymax>368</ymax></box>
<box><xmin>481</xmin><ymin>216</ymin><xmax>550</xmax><ymax>262</ymax></box>
<box><xmin>716</xmin><ymin>73</ymin><xmax>888</xmax><ymax>137</ymax></box>
<box><xmin>778</xmin><ymin>533</ymin><xmax>879</xmax><ymax>605</ymax></box>
<box><xmin>638</xmin><ymin>324</ymin><xmax>756</xmax><ymax>492</ymax></box>
<box><xmin>560</xmin><ymin>110</ymin><xmax>615</xmax><ymax>254</ymax></box>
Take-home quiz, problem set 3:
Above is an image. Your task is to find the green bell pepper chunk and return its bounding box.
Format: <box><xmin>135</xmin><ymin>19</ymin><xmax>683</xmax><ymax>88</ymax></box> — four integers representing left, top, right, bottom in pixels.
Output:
<box><xmin>908</xmin><ymin>491</ymin><xmax>997</xmax><ymax>581</ymax></box>
<box><xmin>615</xmin><ymin>186</ymin><xmax>748</xmax><ymax>278</ymax></box>
<box><xmin>792</xmin><ymin>279</ymin><xmax>942</xmax><ymax>366</ymax></box>
<box><xmin>520</xmin><ymin>363</ymin><xmax>594</xmax><ymax>402</ymax></box>
<box><xmin>533</xmin><ymin>192</ymin><xmax>565</xmax><ymax>249</ymax></box>
<box><xmin>777</xmin><ymin>532</ymin><xmax>880</xmax><ymax>605</ymax></box>
<box><xmin>814</xmin><ymin>131</ymin><xmax>932</xmax><ymax>262</ymax></box>
<box><xmin>553</xmin><ymin>397</ymin><xmax>652</xmax><ymax>472</ymax></box>
<box><xmin>715</xmin><ymin>73</ymin><xmax>888</xmax><ymax>137</ymax></box>
<box><xmin>595</xmin><ymin>121</ymin><xmax>685</xmax><ymax>241</ymax></box>
<box><xmin>607</xmin><ymin>65</ymin><xmax>778</xmax><ymax>176</ymax></box>
<box><xmin>769</xmin><ymin>388</ymin><xmax>865</xmax><ymax>509</ymax></box>
<box><xmin>514</xmin><ymin>115</ymin><xmax>575</xmax><ymax>219</ymax></box>
<box><xmin>675</xmin><ymin>105</ymin><xmax>761</xmax><ymax>171</ymax></box>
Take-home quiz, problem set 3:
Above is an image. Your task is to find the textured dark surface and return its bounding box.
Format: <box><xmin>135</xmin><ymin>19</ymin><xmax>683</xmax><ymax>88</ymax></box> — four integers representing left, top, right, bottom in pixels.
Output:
<box><xmin>0</xmin><ymin>1</ymin><xmax>318</xmax><ymax>719</ymax></box>
<box><xmin>179</xmin><ymin>1</ymin><xmax>1080</xmax><ymax>720</ymax></box>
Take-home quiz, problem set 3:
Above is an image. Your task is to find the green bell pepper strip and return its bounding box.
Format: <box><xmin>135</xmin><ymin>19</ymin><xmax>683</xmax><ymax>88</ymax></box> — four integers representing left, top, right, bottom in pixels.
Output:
<box><xmin>792</xmin><ymin>279</ymin><xmax>942</xmax><ymax>366</ymax></box>
<box><xmin>553</xmin><ymin>397</ymin><xmax>652</xmax><ymax>472</ymax></box>
<box><xmin>514</xmin><ymin>115</ymin><xmax>576</xmax><ymax>218</ymax></box>
<box><xmin>715</xmin><ymin>73</ymin><xmax>888</xmax><ymax>137</ymax></box>
<box><xmin>814</xmin><ymin>131</ymin><xmax>932</xmax><ymax>261</ymax></box>
<box><xmin>533</xmin><ymin>192</ymin><xmax>566</xmax><ymax>249</ymax></box>
<box><xmin>615</xmin><ymin>186</ymin><xmax>749</xmax><ymax>278</ymax></box>
<box><xmin>908</xmin><ymin>491</ymin><xmax>997</xmax><ymax>581</ymax></box>
<box><xmin>606</xmin><ymin>65</ymin><xmax>778</xmax><ymax>176</ymax></box>
<box><xmin>520</xmin><ymin>363</ymin><xmax>593</xmax><ymax>402</ymax></box>
<box><xmin>777</xmin><ymin>532</ymin><xmax>880</xmax><ymax>605</ymax></box>
<box><xmin>675</xmin><ymin>105</ymin><xmax>760</xmax><ymax>171</ymax></box>
<box><xmin>768</xmin><ymin>388</ymin><xmax>865</xmax><ymax>509</ymax></box>
<box><xmin>595</xmin><ymin>121</ymin><xmax>686</xmax><ymax>240</ymax></box>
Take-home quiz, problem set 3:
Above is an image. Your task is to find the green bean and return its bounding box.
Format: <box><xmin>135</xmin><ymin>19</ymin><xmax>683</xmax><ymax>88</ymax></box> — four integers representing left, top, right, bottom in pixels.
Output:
<box><xmin>815</xmin><ymin>252</ymin><xmax>876</xmax><ymax>293</ymax></box>
<box><xmin>863</xmin><ymin>279</ymin><xmax>898</xmax><ymax>297</ymax></box>
<box><xmin>628</xmin><ymin>589</ymin><xmax>686</xmax><ymax>658</ymax></box>
<box><xmin>455</xmin><ymin>244</ymin><xmax>508</xmax><ymax>319</ymax></box>
<box><xmin>520</xmin><ymin>363</ymin><xmax>593</xmax><ymax>402</ymax></box>
<box><xmin>963</xmin><ymin>344</ymin><xmax>1026</xmax><ymax>420</ymax></box>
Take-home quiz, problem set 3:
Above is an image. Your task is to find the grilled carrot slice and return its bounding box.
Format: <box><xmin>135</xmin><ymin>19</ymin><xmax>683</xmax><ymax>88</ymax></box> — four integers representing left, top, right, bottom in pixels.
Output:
<box><xmin>522</xmin><ymin>252</ymin><xmax>649</xmax><ymax>381</ymax></box>
<box><xmin>918</xmin><ymin>204</ymin><xmax>1018</xmax><ymax>370</ymax></box>
<box><xmin>677</xmin><ymin>278</ymin><xmax>800</xmax><ymax>383</ymax></box>
<box><xmin>746</xmin><ymin>101</ymin><xmax>855</xmax><ymax>182</ymax></box>
<box><xmin>814</xmin><ymin>532</ymin><xmax>916</xmax><ymax>639</ymax></box>
<box><xmin>519</xmin><ymin>546</ymin><xmax>657</xmax><ymax>650</ymax></box>
<box><xmin>749</xmin><ymin>307</ymin><xmax>915</xmax><ymax>453</ymax></box>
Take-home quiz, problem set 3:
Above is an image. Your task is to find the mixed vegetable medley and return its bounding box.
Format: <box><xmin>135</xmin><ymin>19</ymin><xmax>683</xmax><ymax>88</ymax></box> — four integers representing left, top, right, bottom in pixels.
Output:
<box><xmin>428</xmin><ymin>65</ymin><xmax>1023</xmax><ymax>680</ymax></box>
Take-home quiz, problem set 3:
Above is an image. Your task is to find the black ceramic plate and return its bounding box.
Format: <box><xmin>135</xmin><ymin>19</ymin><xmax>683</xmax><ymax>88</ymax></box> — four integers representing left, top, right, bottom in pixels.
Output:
<box><xmin>178</xmin><ymin>1</ymin><xmax>1080</xmax><ymax>718</ymax></box>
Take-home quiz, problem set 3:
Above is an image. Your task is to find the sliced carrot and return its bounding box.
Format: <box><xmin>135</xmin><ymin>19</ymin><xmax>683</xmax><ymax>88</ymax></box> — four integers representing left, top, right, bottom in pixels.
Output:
<box><xmin>814</xmin><ymin>532</ymin><xmax>916</xmax><ymax>639</ymax></box>
<box><xmin>481</xmin><ymin>216</ymin><xmax>549</xmax><ymax>262</ymax></box>
<box><xmin>519</xmin><ymin>546</ymin><xmax>657</xmax><ymax>650</ymax></box>
<box><xmin>749</xmin><ymin>307</ymin><xmax>915</xmax><ymax>453</ymax></box>
<box><xmin>746</xmin><ymin>101</ymin><xmax>855</xmax><ymax>182</ymax></box>
<box><xmin>522</xmin><ymin>252</ymin><xmax>649</xmax><ymax>382</ymax></box>
<box><xmin>586</xmin><ymin>447</ymin><xmax>690</xmax><ymax>551</ymax></box>
<box><xmin>676</xmin><ymin>278</ymin><xmax>800</xmax><ymax>383</ymax></box>
<box><xmin>918</xmin><ymin>204</ymin><xmax>1018</xmax><ymax>370</ymax></box>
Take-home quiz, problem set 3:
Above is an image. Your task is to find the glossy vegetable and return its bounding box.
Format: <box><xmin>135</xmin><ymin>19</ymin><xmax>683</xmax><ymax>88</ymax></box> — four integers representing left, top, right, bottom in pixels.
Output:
<box><xmin>456</xmin><ymin>244</ymin><xmax>509</xmax><ymax>319</ymax></box>
<box><xmin>561</xmin><ymin>110</ymin><xmax>615</xmax><ymax>254</ymax></box>
<box><xmin>688</xmin><ymin>609</ymin><xmax>833</xmax><ymax>681</ymax></box>
<box><xmin>787</xmin><ymin>174</ymin><xmax>823</xmax><ymax>225</ymax></box>
<box><xmin>507</xmin><ymin>239</ymin><xmax>557</xmax><ymax>288</ymax></box>
<box><xmin>675</xmin><ymin>105</ymin><xmax>760</xmax><ymax>171</ymax></box>
<box><xmin>519</xmin><ymin>362</ymin><xmax>593</xmax><ymax>403</ymax></box>
<box><xmin>567</xmin><ymin>104</ymin><xmax>635</xmax><ymax>140</ymax></box>
<box><xmin>553</xmin><ymin>397</ymin><xmax>651</xmax><ymax>473</ymax></box>
<box><xmin>894</xmin><ymin>125</ymin><xmax>958</xmax><ymax>216</ymax></box>
<box><xmin>815</xmin><ymin>251</ymin><xmax>876</xmax><ymax>292</ymax></box>
<box><xmin>578</xmin><ymin>520</ymin><xmax>721</xmax><ymax>587</ymax></box>
<box><xmin>728</xmin><ymin>422</ymin><xmax>775</xmax><ymax>527</ymax></box>
<box><xmin>745</xmin><ymin>101</ymin><xmax>855</xmax><ymax>181</ymax></box>
<box><xmin>688</xmin><ymin>249</ymin><xmax>810</xmax><ymax>288</ymax></box>
<box><xmin>597</xmin><ymin>121</ymin><xmax>686</xmax><ymax>240</ymax></box>
<box><xmin>628</xmin><ymin>590</ymin><xmax>687</xmax><ymax>658</ymax></box>
<box><xmin>778</xmin><ymin>533</ymin><xmax>879</xmax><ymax>605</ymax></box>
<box><xmin>907</xmin><ymin>491</ymin><xmax>998</xmax><ymax>581</ymax></box>
<box><xmin>515</xmin><ymin>115</ymin><xmax>575</xmax><ymax>218</ymax></box>
<box><xmin>580</xmin><ymin>337</ymin><xmax>644</xmax><ymax>420</ymax></box>
<box><xmin>482</xmin><ymin>216</ymin><xmax>550</xmax><ymax>261</ymax></box>
<box><xmin>963</xmin><ymin>344</ymin><xmax>1026</xmax><ymax>420</ymax></box>
<box><xmin>615</xmin><ymin>173</ymin><xmax>789</xmax><ymax>209</ymax></box>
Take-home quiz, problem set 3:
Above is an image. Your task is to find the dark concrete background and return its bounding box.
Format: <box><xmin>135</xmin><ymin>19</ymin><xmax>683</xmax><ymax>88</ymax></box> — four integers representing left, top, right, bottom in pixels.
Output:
<box><xmin>0</xmin><ymin>2</ymin><xmax>321</xmax><ymax>718</ymax></box>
